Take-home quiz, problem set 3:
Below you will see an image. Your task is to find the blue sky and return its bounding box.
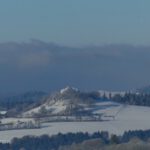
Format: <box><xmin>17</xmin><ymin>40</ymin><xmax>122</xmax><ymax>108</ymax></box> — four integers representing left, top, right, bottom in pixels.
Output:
<box><xmin>0</xmin><ymin>0</ymin><xmax>150</xmax><ymax>46</ymax></box>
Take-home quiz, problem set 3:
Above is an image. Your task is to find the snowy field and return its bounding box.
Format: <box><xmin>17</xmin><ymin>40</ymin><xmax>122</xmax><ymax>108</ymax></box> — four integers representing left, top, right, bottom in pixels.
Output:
<box><xmin>1</xmin><ymin>102</ymin><xmax>150</xmax><ymax>143</ymax></box>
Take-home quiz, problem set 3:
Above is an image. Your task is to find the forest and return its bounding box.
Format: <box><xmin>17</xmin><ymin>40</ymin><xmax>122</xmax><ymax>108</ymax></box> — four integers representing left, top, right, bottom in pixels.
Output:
<box><xmin>1</xmin><ymin>129</ymin><xmax>150</xmax><ymax>150</ymax></box>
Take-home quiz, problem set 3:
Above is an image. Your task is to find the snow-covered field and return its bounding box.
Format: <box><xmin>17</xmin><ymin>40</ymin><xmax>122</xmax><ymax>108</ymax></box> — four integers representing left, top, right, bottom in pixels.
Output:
<box><xmin>1</xmin><ymin>102</ymin><xmax>150</xmax><ymax>143</ymax></box>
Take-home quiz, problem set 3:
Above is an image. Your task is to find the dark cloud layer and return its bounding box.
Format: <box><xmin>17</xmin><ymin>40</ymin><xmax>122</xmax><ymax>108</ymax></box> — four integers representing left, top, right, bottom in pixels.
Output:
<box><xmin>0</xmin><ymin>40</ymin><xmax>150</xmax><ymax>93</ymax></box>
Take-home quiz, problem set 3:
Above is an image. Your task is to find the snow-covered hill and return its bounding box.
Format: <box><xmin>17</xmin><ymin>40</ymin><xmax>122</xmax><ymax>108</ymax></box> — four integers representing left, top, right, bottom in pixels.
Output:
<box><xmin>1</xmin><ymin>102</ymin><xmax>150</xmax><ymax>143</ymax></box>
<box><xmin>1</xmin><ymin>87</ymin><xmax>150</xmax><ymax>142</ymax></box>
<box><xmin>1</xmin><ymin>88</ymin><xmax>150</xmax><ymax>142</ymax></box>
<box><xmin>23</xmin><ymin>86</ymin><xmax>101</xmax><ymax>117</ymax></box>
<box><xmin>23</xmin><ymin>87</ymin><xmax>146</xmax><ymax>121</ymax></box>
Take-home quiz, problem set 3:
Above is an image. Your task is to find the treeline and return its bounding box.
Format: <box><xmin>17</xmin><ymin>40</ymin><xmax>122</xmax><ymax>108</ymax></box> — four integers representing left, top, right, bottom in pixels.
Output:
<box><xmin>1</xmin><ymin>130</ymin><xmax>150</xmax><ymax>150</ymax></box>
<box><xmin>112</xmin><ymin>93</ymin><xmax>150</xmax><ymax>106</ymax></box>
<box><xmin>61</xmin><ymin>138</ymin><xmax>150</xmax><ymax>150</ymax></box>
<box><xmin>0</xmin><ymin>132</ymin><xmax>109</xmax><ymax>150</ymax></box>
<box><xmin>121</xmin><ymin>130</ymin><xmax>150</xmax><ymax>142</ymax></box>
<box><xmin>0</xmin><ymin>91</ymin><xmax>46</xmax><ymax>112</ymax></box>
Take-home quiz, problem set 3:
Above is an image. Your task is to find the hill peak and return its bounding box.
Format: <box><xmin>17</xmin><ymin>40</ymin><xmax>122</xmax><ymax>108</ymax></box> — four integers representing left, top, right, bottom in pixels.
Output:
<box><xmin>60</xmin><ymin>86</ymin><xmax>79</xmax><ymax>94</ymax></box>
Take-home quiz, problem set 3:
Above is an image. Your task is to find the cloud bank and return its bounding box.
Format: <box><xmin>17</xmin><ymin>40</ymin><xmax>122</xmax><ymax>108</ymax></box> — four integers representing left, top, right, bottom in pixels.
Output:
<box><xmin>0</xmin><ymin>40</ymin><xmax>150</xmax><ymax>93</ymax></box>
